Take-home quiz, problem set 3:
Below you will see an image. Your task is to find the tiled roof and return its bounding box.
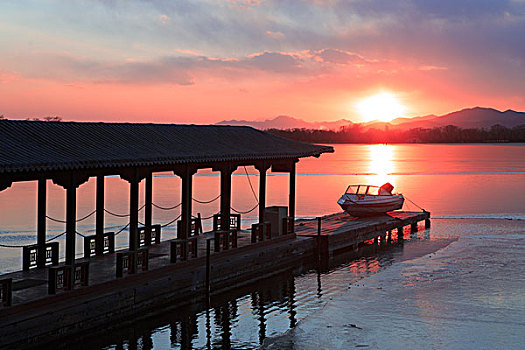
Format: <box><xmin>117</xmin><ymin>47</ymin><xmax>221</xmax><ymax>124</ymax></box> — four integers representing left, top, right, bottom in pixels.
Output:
<box><xmin>0</xmin><ymin>120</ymin><xmax>333</xmax><ymax>174</ymax></box>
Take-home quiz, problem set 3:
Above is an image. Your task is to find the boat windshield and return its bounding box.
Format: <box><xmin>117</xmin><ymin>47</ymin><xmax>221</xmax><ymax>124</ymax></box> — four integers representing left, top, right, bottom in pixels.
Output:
<box><xmin>345</xmin><ymin>185</ymin><xmax>359</xmax><ymax>194</ymax></box>
<box><xmin>367</xmin><ymin>186</ymin><xmax>380</xmax><ymax>195</ymax></box>
<box><xmin>345</xmin><ymin>185</ymin><xmax>382</xmax><ymax>195</ymax></box>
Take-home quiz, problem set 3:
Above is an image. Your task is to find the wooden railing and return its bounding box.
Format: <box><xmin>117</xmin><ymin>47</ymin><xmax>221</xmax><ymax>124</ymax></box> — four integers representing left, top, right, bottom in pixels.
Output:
<box><xmin>23</xmin><ymin>242</ymin><xmax>59</xmax><ymax>270</ymax></box>
<box><xmin>48</xmin><ymin>261</ymin><xmax>89</xmax><ymax>294</ymax></box>
<box><xmin>170</xmin><ymin>236</ymin><xmax>198</xmax><ymax>263</ymax></box>
<box><xmin>84</xmin><ymin>232</ymin><xmax>115</xmax><ymax>258</ymax></box>
<box><xmin>116</xmin><ymin>248</ymin><xmax>149</xmax><ymax>277</ymax></box>
<box><xmin>177</xmin><ymin>215</ymin><xmax>203</xmax><ymax>239</ymax></box>
<box><xmin>139</xmin><ymin>224</ymin><xmax>162</xmax><ymax>247</ymax></box>
<box><xmin>214</xmin><ymin>229</ymin><xmax>238</xmax><ymax>252</ymax></box>
<box><xmin>251</xmin><ymin>222</ymin><xmax>271</xmax><ymax>243</ymax></box>
<box><xmin>212</xmin><ymin>213</ymin><xmax>241</xmax><ymax>232</ymax></box>
<box><xmin>281</xmin><ymin>216</ymin><xmax>294</xmax><ymax>235</ymax></box>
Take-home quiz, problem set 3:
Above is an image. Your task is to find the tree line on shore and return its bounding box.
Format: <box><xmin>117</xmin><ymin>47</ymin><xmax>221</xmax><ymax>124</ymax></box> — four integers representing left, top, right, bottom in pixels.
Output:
<box><xmin>266</xmin><ymin>124</ymin><xmax>525</xmax><ymax>143</ymax></box>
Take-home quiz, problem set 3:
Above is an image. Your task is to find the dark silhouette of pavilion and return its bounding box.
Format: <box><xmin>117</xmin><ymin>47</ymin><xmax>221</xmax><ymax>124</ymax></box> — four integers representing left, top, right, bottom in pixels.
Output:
<box><xmin>0</xmin><ymin>119</ymin><xmax>333</xmax><ymax>272</ymax></box>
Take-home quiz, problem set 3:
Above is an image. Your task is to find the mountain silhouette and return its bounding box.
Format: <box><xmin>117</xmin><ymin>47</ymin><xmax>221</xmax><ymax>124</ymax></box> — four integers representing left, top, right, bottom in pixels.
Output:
<box><xmin>216</xmin><ymin>107</ymin><xmax>524</xmax><ymax>130</ymax></box>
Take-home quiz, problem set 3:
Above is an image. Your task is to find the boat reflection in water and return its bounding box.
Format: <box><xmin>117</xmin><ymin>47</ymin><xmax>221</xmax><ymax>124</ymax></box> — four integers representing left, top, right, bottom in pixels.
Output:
<box><xmin>53</xmin><ymin>225</ymin><xmax>427</xmax><ymax>350</ymax></box>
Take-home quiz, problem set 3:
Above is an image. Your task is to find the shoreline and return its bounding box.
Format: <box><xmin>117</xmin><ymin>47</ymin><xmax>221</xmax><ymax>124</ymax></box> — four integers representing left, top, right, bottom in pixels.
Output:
<box><xmin>262</xmin><ymin>218</ymin><xmax>525</xmax><ymax>349</ymax></box>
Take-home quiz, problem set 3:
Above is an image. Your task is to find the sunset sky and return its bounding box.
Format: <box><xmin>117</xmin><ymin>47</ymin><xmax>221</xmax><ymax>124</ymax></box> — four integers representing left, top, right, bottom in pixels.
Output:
<box><xmin>1</xmin><ymin>0</ymin><xmax>524</xmax><ymax>124</ymax></box>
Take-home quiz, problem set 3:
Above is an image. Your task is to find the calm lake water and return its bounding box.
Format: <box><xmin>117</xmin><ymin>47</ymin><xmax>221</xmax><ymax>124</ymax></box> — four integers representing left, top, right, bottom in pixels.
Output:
<box><xmin>1</xmin><ymin>143</ymin><xmax>524</xmax><ymax>349</ymax></box>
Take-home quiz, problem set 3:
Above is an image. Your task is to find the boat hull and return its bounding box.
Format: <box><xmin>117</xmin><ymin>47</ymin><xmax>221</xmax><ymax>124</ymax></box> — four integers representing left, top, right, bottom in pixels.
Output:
<box><xmin>338</xmin><ymin>194</ymin><xmax>405</xmax><ymax>217</ymax></box>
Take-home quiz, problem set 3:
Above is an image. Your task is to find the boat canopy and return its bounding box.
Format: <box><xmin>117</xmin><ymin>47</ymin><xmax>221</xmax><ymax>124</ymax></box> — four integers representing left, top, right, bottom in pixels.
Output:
<box><xmin>344</xmin><ymin>183</ymin><xmax>395</xmax><ymax>196</ymax></box>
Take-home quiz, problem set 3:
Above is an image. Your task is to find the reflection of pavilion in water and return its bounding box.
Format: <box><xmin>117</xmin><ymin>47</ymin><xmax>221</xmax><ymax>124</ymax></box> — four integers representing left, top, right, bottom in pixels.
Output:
<box><xmin>88</xmin><ymin>224</ymin><xmax>430</xmax><ymax>349</ymax></box>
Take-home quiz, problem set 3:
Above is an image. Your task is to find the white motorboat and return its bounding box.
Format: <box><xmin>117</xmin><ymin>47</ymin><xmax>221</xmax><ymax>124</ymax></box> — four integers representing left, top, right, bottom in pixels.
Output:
<box><xmin>337</xmin><ymin>183</ymin><xmax>404</xmax><ymax>217</ymax></box>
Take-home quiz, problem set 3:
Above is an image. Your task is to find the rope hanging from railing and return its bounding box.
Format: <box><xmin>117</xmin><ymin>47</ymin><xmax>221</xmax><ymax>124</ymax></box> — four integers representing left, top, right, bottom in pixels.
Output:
<box><xmin>0</xmin><ymin>230</ymin><xmax>69</xmax><ymax>248</ymax></box>
<box><xmin>160</xmin><ymin>213</ymin><xmax>182</xmax><ymax>228</ymax></box>
<box><xmin>152</xmin><ymin>202</ymin><xmax>181</xmax><ymax>210</ymax></box>
<box><xmin>193</xmin><ymin>194</ymin><xmax>221</xmax><ymax>204</ymax></box>
<box><xmin>231</xmin><ymin>203</ymin><xmax>259</xmax><ymax>215</ymax></box>
<box><xmin>104</xmin><ymin>203</ymin><xmax>146</xmax><ymax>218</ymax></box>
<box><xmin>244</xmin><ymin>166</ymin><xmax>259</xmax><ymax>204</ymax></box>
<box><xmin>46</xmin><ymin>209</ymin><xmax>96</xmax><ymax>223</ymax></box>
<box><xmin>114</xmin><ymin>223</ymin><xmax>130</xmax><ymax>236</ymax></box>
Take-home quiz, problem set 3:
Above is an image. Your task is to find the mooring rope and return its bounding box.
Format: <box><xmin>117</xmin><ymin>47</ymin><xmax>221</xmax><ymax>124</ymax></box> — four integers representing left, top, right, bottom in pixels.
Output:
<box><xmin>404</xmin><ymin>195</ymin><xmax>427</xmax><ymax>212</ymax></box>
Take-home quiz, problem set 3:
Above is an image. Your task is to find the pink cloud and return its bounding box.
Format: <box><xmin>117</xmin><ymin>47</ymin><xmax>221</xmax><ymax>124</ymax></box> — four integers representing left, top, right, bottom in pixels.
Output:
<box><xmin>0</xmin><ymin>68</ymin><xmax>19</xmax><ymax>84</ymax></box>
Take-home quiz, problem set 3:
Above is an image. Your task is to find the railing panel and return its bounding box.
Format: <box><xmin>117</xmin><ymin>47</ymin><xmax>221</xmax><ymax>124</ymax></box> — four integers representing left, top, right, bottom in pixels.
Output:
<box><xmin>177</xmin><ymin>217</ymin><xmax>202</xmax><ymax>239</ymax></box>
<box><xmin>0</xmin><ymin>278</ymin><xmax>12</xmax><ymax>307</ymax></box>
<box><xmin>251</xmin><ymin>222</ymin><xmax>271</xmax><ymax>243</ymax></box>
<box><xmin>138</xmin><ymin>227</ymin><xmax>147</xmax><ymax>247</ymax></box>
<box><xmin>214</xmin><ymin>229</ymin><xmax>238</xmax><ymax>252</ymax></box>
<box><xmin>73</xmin><ymin>261</ymin><xmax>89</xmax><ymax>287</ymax></box>
<box><xmin>213</xmin><ymin>213</ymin><xmax>241</xmax><ymax>232</ymax></box>
<box><xmin>170</xmin><ymin>236</ymin><xmax>198</xmax><ymax>263</ymax></box>
<box><xmin>116</xmin><ymin>251</ymin><xmax>135</xmax><ymax>277</ymax></box>
<box><xmin>281</xmin><ymin>216</ymin><xmax>295</xmax><ymax>235</ymax></box>
<box><xmin>150</xmin><ymin>224</ymin><xmax>161</xmax><ymax>244</ymax></box>
<box><xmin>23</xmin><ymin>242</ymin><xmax>59</xmax><ymax>270</ymax></box>
<box><xmin>137</xmin><ymin>248</ymin><xmax>149</xmax><ymax>272</ymax></box>
<box><xmin>84</xmin><ymin>232</ymin><xmax>115</xmax><ymax>258</ymax></box>
<box><xmin>48</xmin><ymin>265</ymin><xmax>72</xmax><ymax>294</ymax></box>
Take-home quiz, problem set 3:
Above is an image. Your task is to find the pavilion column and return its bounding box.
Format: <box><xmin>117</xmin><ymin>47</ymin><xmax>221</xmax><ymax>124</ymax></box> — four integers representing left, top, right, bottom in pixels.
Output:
<box><xmin>121</xmin><ymin>169</ymin><xmax>145</xmax><ymax>272</ymax></box>
<box><xmin>129</xmin><ymin>178</ymin><xmax>140</xmax><ymax>253</ymax></box>
<box><xmin>51</xmin><ymin>172</ymin><xmax>88</xmax><ymax>266</ymax></box>
<box><xmin>53</xmin><ymin>173</ymin><xmax>88</xmax><ymax>267</ymax></box>
<box><xmin>95</xmin><ymin>175</ymin><xmax>105</xmax><ymax>256</ymax></box>
<box><xmin>65</xmin><ymin>184</ymin><xmax>77</xmax><ymax>266</ymax></box>
<box><xmin>217</xmin><ymin>163</ymin><xmax>236</xmax><ymax>231</ymax></box>
<box><xmin>37</xmin><ymin>179</ymin><xmax>47</xmax><ymax>267</ymax></box>
<box><xmin>175</xmin><ymin>166</ymin><xmax>195</xmax><ymax>240</ymax></box>
<box><xmin>288</xmin><ymin>162</ymin><xmax>296</xmax><ymax>220</ymax></box>
<box><xmin>145</xmin><ymin>172</ymin><xmax>153</xmax><ymax>229</ymax></box>
<box><xmin>255</xmin><ymin>162</ymin><xmax>270</xmax><ymax>223</ymax></box>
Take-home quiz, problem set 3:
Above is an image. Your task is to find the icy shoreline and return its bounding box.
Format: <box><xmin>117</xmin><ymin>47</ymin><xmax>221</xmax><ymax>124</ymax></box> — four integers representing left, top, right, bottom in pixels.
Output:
<box><xmin>263</xmin><ymin>219</ymin><xmax>525</xmax><ymax>349</ymax></box>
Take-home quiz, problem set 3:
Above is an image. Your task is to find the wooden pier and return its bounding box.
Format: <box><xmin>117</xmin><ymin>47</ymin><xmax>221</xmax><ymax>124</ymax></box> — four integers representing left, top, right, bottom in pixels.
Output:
<box><xmin>296</xmin><ymin>211</ymin><xmax>431</xmax><ymax>258</ymax></box>
<box><xmin>0</xmin><ymin>210</ymin><xmax>430</xmax><ymax>349</ymax></box>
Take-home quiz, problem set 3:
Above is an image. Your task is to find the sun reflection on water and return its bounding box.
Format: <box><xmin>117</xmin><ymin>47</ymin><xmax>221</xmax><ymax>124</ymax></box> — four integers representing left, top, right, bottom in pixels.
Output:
<box><xmin>365</xmin><ymin>144</ymin><xmax>397</xmax><ymax>187</ymax></box>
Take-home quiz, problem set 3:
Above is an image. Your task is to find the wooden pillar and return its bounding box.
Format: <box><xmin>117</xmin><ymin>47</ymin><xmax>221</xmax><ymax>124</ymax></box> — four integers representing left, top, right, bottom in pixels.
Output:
<box><xmin>65</xmin><ymin>183</ymin><xmax>77</xmax><ymax>266</ymax></box>
<box><xmin>120</xmin><ymin>168</ymin><xmax>145</xmax><ymax>273</ymax></box>
<box><xmin>145</xmin><ymin>173</ymin><xmax>153</xmax><ymax>228</ymax></box>
<box><xmin>255</xmin><ymin>162</ymin><xmax>269</xmax><ymax>223</ymax></box>
<box><xmin>216</xmin><ymin>164</ymin><xmax>236</xmax><ymax>231</ymax></box>
<box><xmin>180</xmin><ymin>168</ymin><xmax>193</xmax><ymax>240</ymax></box>
<box><xmin>95</xmin><ymin>175</ymin><xmax>105</xmax><ymax>256</ymax></box>
<box><xmin>53</xmin><ymin>173</ymin><xmax>87</xmax><ymax>267</ymax></box>
<box><xmin>37</xmin><ymin>179</ymin><xmax>47</xmax><ymax>268</ymax></box>
<box><xmin>129</xmin><ymin>178</ymin><xmax>140</xmax><ymax>253</ymax></box>
<box><xmin>289</xmin><ymin>162</ymin><xmax>296</xmax><ymax>219</ymax></box>
<box><xmin>425</xmin><ymin>218</ymin><xmax>431</xmax><ymax>228</ymax></box>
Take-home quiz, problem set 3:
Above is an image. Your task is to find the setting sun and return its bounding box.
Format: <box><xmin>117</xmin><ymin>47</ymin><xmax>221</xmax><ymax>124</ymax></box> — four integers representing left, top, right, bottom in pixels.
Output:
<box><xmin>357</xmin><ymin>92</ymin><xmax>406</xmax><ymax>122</ymax></box>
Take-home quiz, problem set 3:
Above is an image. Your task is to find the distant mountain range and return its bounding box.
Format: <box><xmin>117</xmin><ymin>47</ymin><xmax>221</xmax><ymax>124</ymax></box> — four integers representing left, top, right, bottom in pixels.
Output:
<box><xmin>216</xmin><ymin>115</ymin><xmax>353</xmax><ymax>130</ymax></box>
<box><xmin>216</xmin><ymin>107</ymin><xmax>525</xmax><ymax>130</ymax></box>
